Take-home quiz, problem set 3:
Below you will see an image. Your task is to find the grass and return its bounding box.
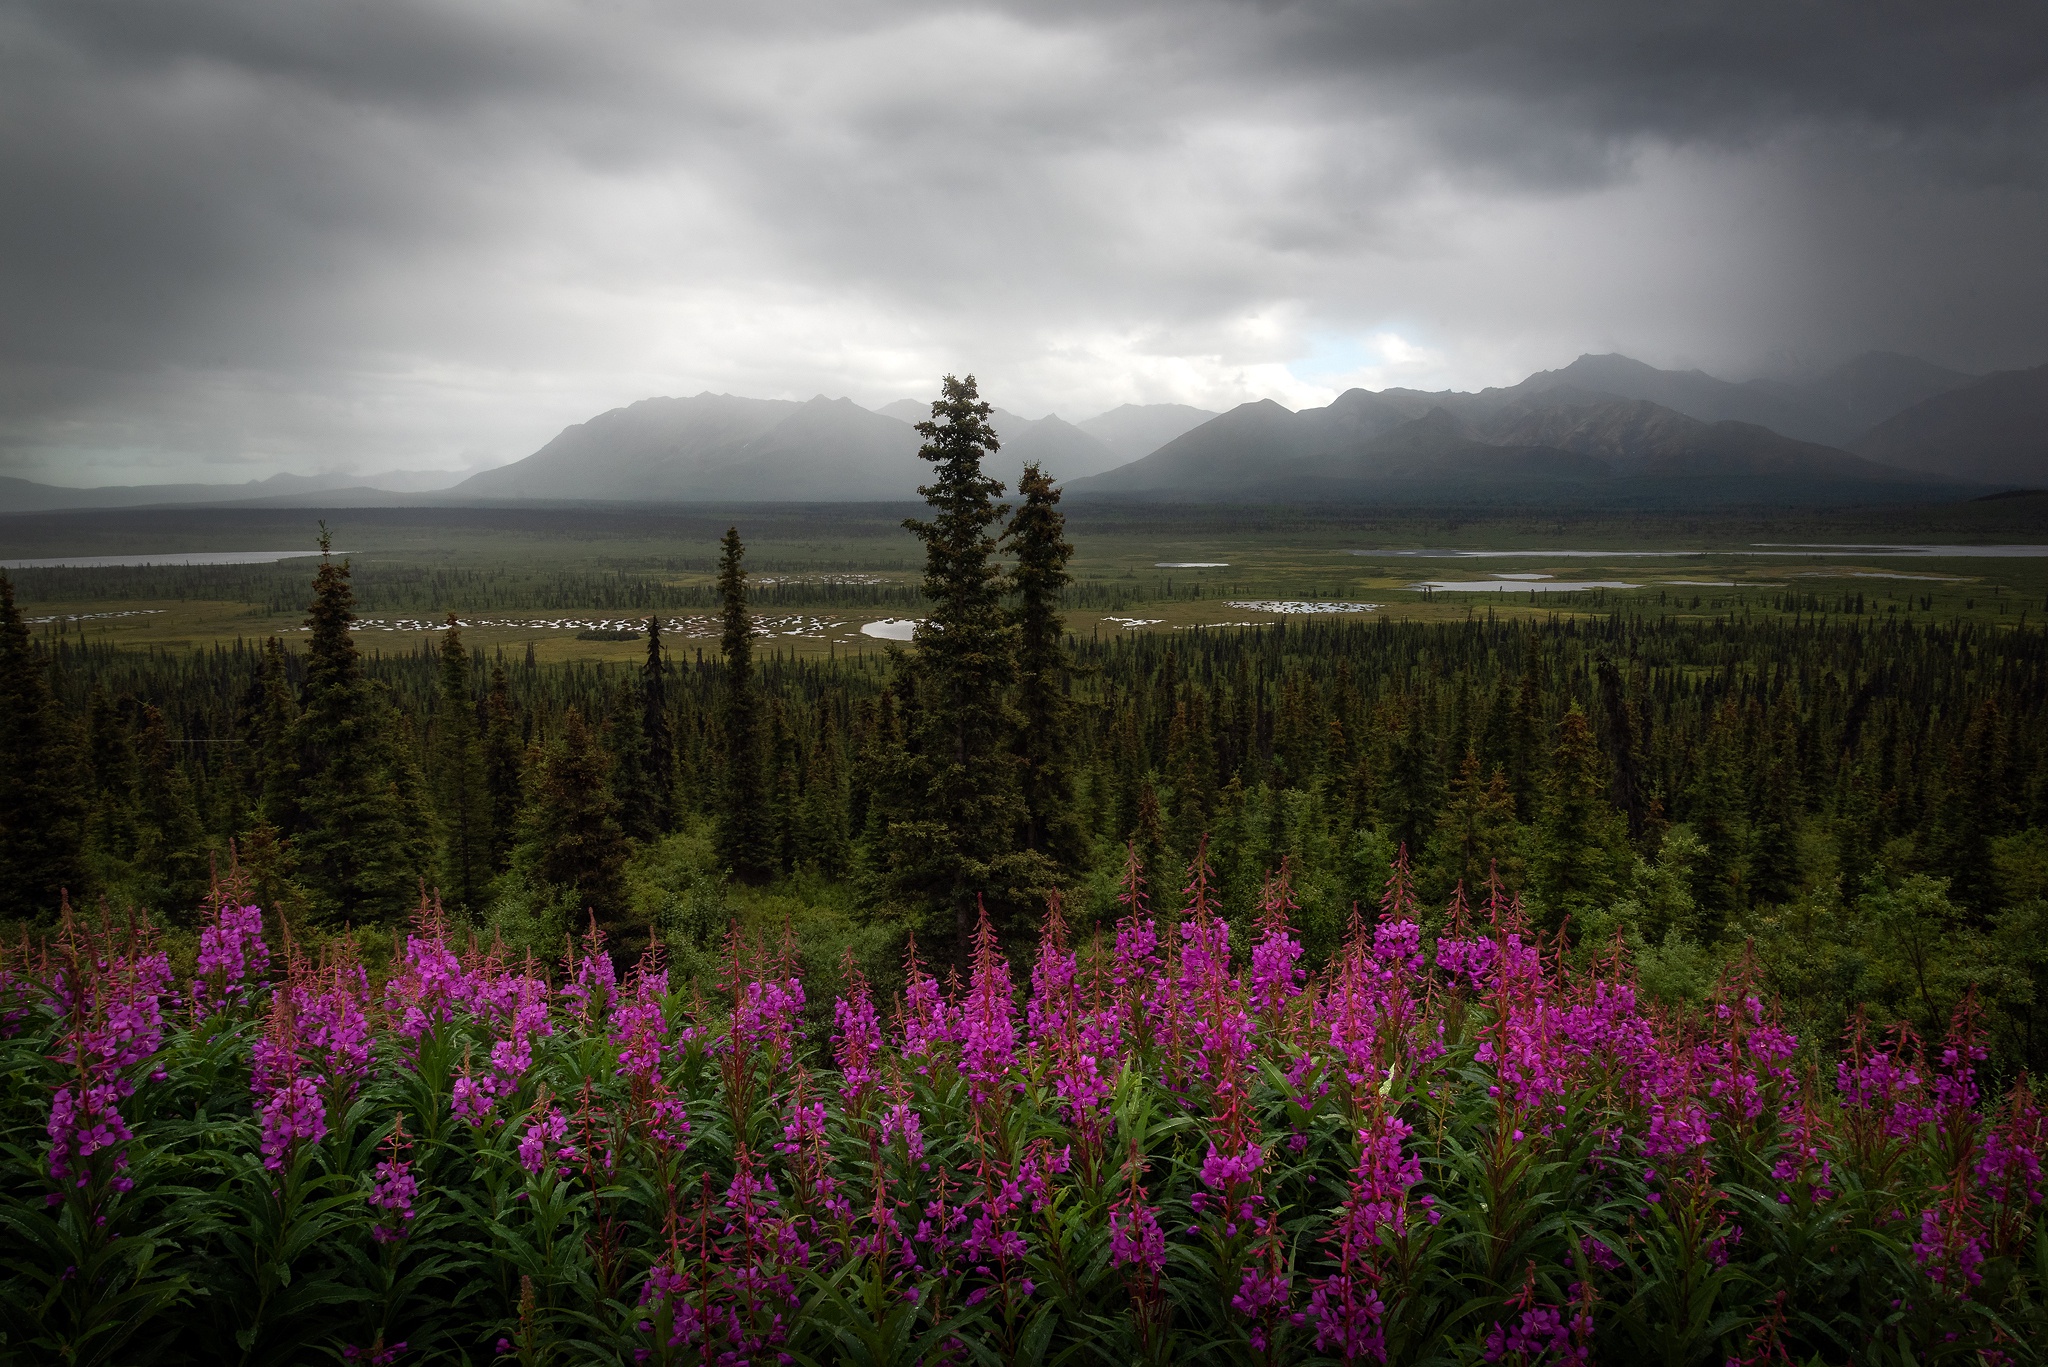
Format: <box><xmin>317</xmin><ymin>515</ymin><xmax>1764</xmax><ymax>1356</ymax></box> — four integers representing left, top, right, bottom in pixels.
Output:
<box><xmin>6</xmin><ymin>499</ymin><xmax>2047</xmax><ymax>660</ymax></box>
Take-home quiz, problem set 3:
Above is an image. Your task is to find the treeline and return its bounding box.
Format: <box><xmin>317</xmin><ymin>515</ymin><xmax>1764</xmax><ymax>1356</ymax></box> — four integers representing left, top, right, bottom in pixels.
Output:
<box><xmin>3</xmin><ymin>390</ymin><xmax>2047</xmax><ymax>1070</ymax></box>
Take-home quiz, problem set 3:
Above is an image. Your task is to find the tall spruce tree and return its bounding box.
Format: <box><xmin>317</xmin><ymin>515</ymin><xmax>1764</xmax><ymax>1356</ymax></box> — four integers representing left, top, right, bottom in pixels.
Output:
<box><xmin>293</xmin><ymin>527</ymin><xmax>425</xmax><ymax>925</ymax></box>
<box><xmin>516</xmin><ymin>708</ymin><xmax>629</xmax><ymax>928</ymax></box>
<box><xmin>133</xmin><ymin>703</ymin><xmax>210</xmax><ymax>919</ymax></box>
<box><xmin>715</xmin><ymin>527</ymin><xmax>772</xmax><ymax>880</ymax></box>
<box><xmin>640</xmin><ymin>613</ymin><xmax>677</xmax><ymax>835</ymax></box>
<box><xmin>431</xmin><ymin>616</ymin><xmax>494</xmax><ymax>913</ymax></box>
<box><xmin>0</xmin><ymin>575</ymin><xmax>86</xmax><ymax>920</ymax></box>
<box><xmin>254</xmin><ymin>637</ymin><xmax>301</xmax><ymax>832</ymax></box>
<box><xmin>897</xmin><ymin>374</ymin><xmax>1048</xmax><ymax>953</ymax></box>
<box><xmin>482</xmin><ymin>662</ymin><xmax>524</xmax><ymax>872</ymax></box>
<box><xmin>1003</xmin><ymin>461</ymin><xmax>1085</xmax><ymax>874</ymax></box>
<box><xmin>1529</xmin><ymin>704</ymin><xmax>1630</xmax><ymax>934</ymax></box>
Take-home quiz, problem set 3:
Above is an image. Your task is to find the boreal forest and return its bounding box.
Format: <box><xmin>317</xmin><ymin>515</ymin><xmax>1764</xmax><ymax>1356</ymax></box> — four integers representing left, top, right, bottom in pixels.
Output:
<box><xmin>3</xmin><ymin>377</ymin><xmax>2048</xmax><ymax>1364</ymax></box>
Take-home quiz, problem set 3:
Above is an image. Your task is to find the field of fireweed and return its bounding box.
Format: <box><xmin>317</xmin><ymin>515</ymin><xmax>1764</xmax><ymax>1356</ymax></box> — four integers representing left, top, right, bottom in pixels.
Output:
<box><xmin>6</xmin><ymin>860</ymin><xmax>2048</xmax><ymax>1367</ymax></box>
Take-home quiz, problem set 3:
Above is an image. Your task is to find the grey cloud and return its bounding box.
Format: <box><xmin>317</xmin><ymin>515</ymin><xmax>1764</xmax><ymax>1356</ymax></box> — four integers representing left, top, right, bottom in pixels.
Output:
<box><xmin>0</xmin><ymin>0</ymin><xmax>2042</xmax><ymax>482</ymax></box>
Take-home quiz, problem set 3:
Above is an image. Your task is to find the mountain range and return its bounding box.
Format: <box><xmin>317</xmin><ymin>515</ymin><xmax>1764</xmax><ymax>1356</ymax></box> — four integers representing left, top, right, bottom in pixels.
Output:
<box><xmin>1070</xmin><ymin>355</ymin><xmax>2045</xmax><ymax>503</ymax></box>
<box><xmin>2</xmin><ymin>353</ymin><xmax>2041</xmax><ymax>513</ymax></box>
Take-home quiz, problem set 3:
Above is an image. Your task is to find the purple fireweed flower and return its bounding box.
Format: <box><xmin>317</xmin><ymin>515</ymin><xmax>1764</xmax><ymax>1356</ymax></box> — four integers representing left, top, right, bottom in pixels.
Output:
<box><xmin>301</xmin><ymin>965</ymin><xmax>375</xmax><ymax>1103</ymax></box>
<box><xmin>1482</xmin><ymin>1300</ymin><xmax>1590</xmax><ymax>1364</ymax></box>
<box><xmin>384</xmin><ymin>931</ymin><xmax>463</xmax><ymax>1042</ymax></box>
<box><xmin>519</xmin><ymin>1106</ymin><xmax>572</xmax><ymax>1175</ymax></box>
<box><xmin>1306</xmin><ymin>1275</ymin><xmax>1386</xmax><ymax>1363</ymax></box>
<box><xmin>45</xmin><ymin>932</ymin><xmax>169</xmax><ymax>1193</ymax></box>
<box><xmin>1026</xmin><ymin>895</ymin><xmax>1079</xmax><ymax>1050</ymax></box>
<box><xmin>958</xmin><ymin>904</ymin><xmax>1017</xmax><ymax>1104</ymax></box>
<box><xmin>882</xmin><ymin>1098</ymin><xmax>925</xmax><ymax>1163</ymax></box>
<box><xmin>259</xmin><ymin>1076</ymin><xmax>327</xmax><ymax>1171</ymax></box>
<box><xmin>1232</xmin><ymin>1259</ymin><xmax>1293</xmax><ymax>1351</ymax></box>
<box><xmin>1109</xmin><ymin>1199</ymin><xmax>1167</xmax><ymax>1276</ymax></box>
<box><xmin>832</xmin><ymin>977</ymin><xmax>884</xmax><ymax>1104</ymax></box>
<box><xmin>1201</xmin><ymin>1139</ymin><xmax>1264</xmax><ymax>1191</ymax></box>
<box><xmin>193</xmin><ymin>904</ymin><xmax>270</xmax><ymax>1015</ymax></box>
<box><xmin>368</xmin><ymin>1121</ymin><xmax>418</xmax><ymax>1244</ymax></box>
<box><xmin>732</xmin><ymin>975</ymin><xmax>807</xmax><ymax>1062</ymax></box>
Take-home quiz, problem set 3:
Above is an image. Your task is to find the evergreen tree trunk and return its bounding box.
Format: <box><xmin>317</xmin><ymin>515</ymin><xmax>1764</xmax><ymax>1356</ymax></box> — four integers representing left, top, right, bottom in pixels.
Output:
<box><xmin>292</xmin><ymin>528</ymin><xmax>424</xmax><ymax>926</ymax></box>
<box><xmin>482</xmin><ymin>662</ymin><xmax>524</xmax><ymax>872</ymax></box>
<box><xmin>516</xmin><ymin>707</ymin><xmax>629</xmax><ymax>929</ymax></box>
<box><xmin>431</xmin><ymin>617</ymin><xmax>494</xmax><ymax>914</ymax></box>
<box><xmin>716</xmin><ymin>527</ymin><xmax>772</xmax><ymax>880</ymax></box>
<box><xmin>897</xmin><ymin>374</ymin><xmax>1048</xmax><ymax>957</ymax></box>
<box><xmin>1004</xmin><ymin>462</ymin><xmax>1085</xmax><ymax>875</ymax></box>
<box><xmin>641</xmin><ymin>613</ymin><xmax>677</xmax><ymax>834</ymax></box>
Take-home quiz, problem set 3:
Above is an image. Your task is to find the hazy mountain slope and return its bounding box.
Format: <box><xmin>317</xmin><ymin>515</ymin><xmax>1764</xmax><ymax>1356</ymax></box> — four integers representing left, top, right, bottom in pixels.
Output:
<box><xmin>1479</xmin><ymin>398</ymin><xmax>1911</xmax><ymax>480</ymax></box>
<box><xmin>1074</xmin><ymin>403</ymin><xmax>1218</xmax><ymax>462</ymax></box>
<box><xmin>691</xmin><ymin>397</ymin><xmax>922</xmax><ymax>499</ymax></box>
<box><xmin>1508</xmin><ymin>353</ymin><xmax>1836</xmax><ymax>441</ymax></box>
<box><xmin>1075</xmin><ymin>399</ymin><xmax>1306</xmax><ymax>495</ymax></box>
<box><xmin>990</xmin><ymin>411</ymin><xmax>1122</xmax><ymax>481</ymax></box>
<box><xmin>1497</xmin><ymin>350</ymin><xmax>1977</xmax><ymax>446</ymax></box>
<box><xmin>1288</xmin><ymin>409</ymin><xmax>1608</xmax><ymax>486</ymax></box>
<box><xmin>1766</xmin><ymin>352</ymin><xmax>1977</xmax><ymax>439</ymax></box>
<box><xmin>873</xmin><ymin>399</ymin><xmax>930</xmax><ymax>423</ymax></box>
<box><xmin>1849</xmin><ymin>363</ymin><xmax>2048</xmax><ymax>486</ymax></box>
<box><xmin>1069</xmin><ymin>384</ymin><xmax>1959</xmax><ymax>503</ymax></box>
<box><xmin>454</xmin><ymin>393</ymin><xmax>798</xmax><ymax>499</ymax></box>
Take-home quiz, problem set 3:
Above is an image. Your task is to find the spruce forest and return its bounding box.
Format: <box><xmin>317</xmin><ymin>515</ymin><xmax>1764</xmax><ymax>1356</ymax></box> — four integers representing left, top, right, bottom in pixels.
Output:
<box><xmin>4</xmin><ymin>377</ymin><xmax>2048</xmax><ymax>1365</ymax></box>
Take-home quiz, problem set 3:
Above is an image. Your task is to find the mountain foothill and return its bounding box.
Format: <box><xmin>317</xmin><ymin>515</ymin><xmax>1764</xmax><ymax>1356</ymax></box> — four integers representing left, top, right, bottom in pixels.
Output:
<box><xmin>4</xmin><ymin>352</ymin><xmax>2044</xmax><ymax>513</ymax></box>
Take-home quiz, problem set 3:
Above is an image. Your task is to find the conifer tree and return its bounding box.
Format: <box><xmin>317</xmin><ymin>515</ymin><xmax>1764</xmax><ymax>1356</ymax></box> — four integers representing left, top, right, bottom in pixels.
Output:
<box><xmin>133</xmin><ymin>703</ymin><xmax>210</xmax><ymax>919</ymax></box>
<box><xmin>1003</xmin><ymin>462</ymin><xmax>1085</xmax><ymax>873</ymax></box>
<box><xmin>640</xmin><ymin>613</ymin><xmax>677</xmax><ymax>834</ymax></box>
<box><xmin>82</xmin><ymin>685</ymin><xmax>141</xmax><ymax>879</ymax></box>
<box><xmin>0</xmin><ymin>575</ymin><xmax>86</xmax><ymax>920</ymax></box>
<box><xmin>715</xmin><ymin>526</ymin><xmax>773</xmax><ymax>880</ymax></box>
<box><xmin>431</xmin><ymin>617</ymin><xmax>493</xmax><ymax>913</ymax></box>
<box><xmin>897</xmin><ymin>374</ymin><xmax>1047</xmax><ymax>953</ymax></box>
<box><xmin>482</xmin><ymin>661</ymin><xmax>524</xmax><ymax>872</ymax></box>
<box><xmin>1687</xmin><ymin>700</ymin><xmax>1748</xmax><ymax>936</ymax></box>
<box><xmin>1529</xmin><ymin>704</ymin><xmax>1629</xmax><ymax>933</ymax></box>
<box><xmin>1506</xmin><ymin>640</ymin><xmax>1545</xmax><ymax>821</ymax></box>
<box><xmin>1165</xmin><ymin>691</ymin><xmax>1217</xmax><ymax>863</ymax></box>
<box><xmin>794</xmin><ymin>730</ymin><xmax>850</xmax><ymax>876</ymax></box>
<box><xmin>1421</xmin><ymin>749</ymin><xmax>1523</xmax><ymax>900</ymax></box>
<box><xmin>608</xmin><ymin>679</ymin><xmax>654</xmax><ymax>840</ymax></box>
<box><xmin>516</xmin><ymin>708</ymin><xmax>629</xmax><ymax>927</ymax></box>
<box><xmin>254</xmin><ymin>637</ymin><xmax>301</xmax><ymax>832</ymax></box>
<box><xmin>292</xmin><ymin>527</ymin><xmax>426</xmax><ymax>925</ymax></box>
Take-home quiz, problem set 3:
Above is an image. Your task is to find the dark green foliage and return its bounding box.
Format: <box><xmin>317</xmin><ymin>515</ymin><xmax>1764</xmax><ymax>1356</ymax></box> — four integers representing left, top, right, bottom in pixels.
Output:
<box><xmin>1529</xmin><ymin>703</ymin><xmax>1630</xmax><ymax>931</ymax></box>
<box><xmin>890</xmin><ymin>375</ymin><xmax>1050</xmax><ymax>951</ymax></box>
<box><xmin>430</xmin><ymin>618</ymin><xmax>494</xmax><ymax>914</ymax></box>
<box><xmin>1006</xmin><ymin>461</ymin><xmax>1086</xmax><ymax>875</ymax></box>
<box><xmin>291</xmin><ymin>532</ymin><xmax>430</xmax><ymax>925</ymax></box>
<box><xmin>132</xmin><ymin>703</ymin><xmax>211</xmax><ymax>920</ymax></box>
<box><xmin>481</xmin><ymin>662</ymin><xmax>524</xmax><ymax>873</ymax></box>
<box><xmin>253</xmin><ymin>637</ymin><xmax>300</xmax><ymax>833</ymax></box>
<box><xmin>637</xmin><ymin>612</ymin><xmax>677</xmax><ymax>836</ymax></box>
<box><xmin>515</xmin><ymin>707</ymin><xmax>629</xmax><ymax>928</ymax></box>
<box><xmin>0</xmin><ymin>574</ymin><xmax>86</xmax><ymax>921</ymax></box>
<box><xmin>715</xmin><ymin>526</ymin><xmax>773</xmax><ymax>881</ymax></box>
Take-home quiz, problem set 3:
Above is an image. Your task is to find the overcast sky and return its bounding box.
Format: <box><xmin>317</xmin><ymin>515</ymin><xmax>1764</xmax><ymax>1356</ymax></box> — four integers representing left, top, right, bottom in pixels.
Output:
<box><xmin>4</xmin><ymin>0</ymin><xmax>2045</xmax><ymax>485</ymax></box>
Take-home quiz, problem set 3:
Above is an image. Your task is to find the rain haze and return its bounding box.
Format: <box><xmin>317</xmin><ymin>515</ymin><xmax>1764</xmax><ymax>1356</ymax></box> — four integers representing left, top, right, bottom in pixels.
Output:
<box><xmin>3</xmin><ymin>0</ymin><xmax>2045</xmax><ymax>486</ymax></box>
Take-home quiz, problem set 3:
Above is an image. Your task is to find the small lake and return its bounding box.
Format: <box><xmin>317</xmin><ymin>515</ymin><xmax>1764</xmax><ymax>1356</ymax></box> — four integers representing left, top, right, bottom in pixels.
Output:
<box><xmin>0</xmin><ymin>550</ymin><xmax>343</xmax><ymax>569</ymax></box>
<box><xmin>860</xmin><ymin>619</ymin><xmax>920</xmax><ymax>641</ymax></box>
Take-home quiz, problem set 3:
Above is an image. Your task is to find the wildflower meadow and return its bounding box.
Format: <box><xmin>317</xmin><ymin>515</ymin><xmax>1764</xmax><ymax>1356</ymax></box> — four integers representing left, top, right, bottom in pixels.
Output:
<box><xmin>7</xmin><ymin>851</ymin><xmax>2047</xmax><ymax>1366</ymax></box>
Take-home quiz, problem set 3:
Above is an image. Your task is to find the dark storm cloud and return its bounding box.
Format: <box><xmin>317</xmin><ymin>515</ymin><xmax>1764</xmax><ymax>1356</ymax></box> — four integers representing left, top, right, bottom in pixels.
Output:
<box><xmin>1</xmin><ymin>0</ymin><xmax>2043</xmax><ymax>482</ymax></box>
